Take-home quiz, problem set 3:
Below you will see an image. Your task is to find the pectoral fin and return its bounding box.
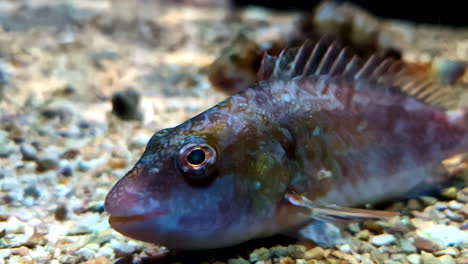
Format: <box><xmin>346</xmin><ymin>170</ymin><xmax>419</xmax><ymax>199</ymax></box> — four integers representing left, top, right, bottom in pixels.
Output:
<box><xmin>285</xmin><ymin>191</ymin><xmax>399</xmax><ymax>246</ymax></box>
<box><xmin>285</xmin><ymin>191</ymin><xmax>399</xmax><ymax>222</ymax></box>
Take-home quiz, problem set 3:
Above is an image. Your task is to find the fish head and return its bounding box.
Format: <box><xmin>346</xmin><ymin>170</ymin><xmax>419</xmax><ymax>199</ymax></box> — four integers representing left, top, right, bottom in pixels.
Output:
<box><xmin>105</xmin><ymin>104</ymin><xmax>294</xmax><ymax>249</ymax></box>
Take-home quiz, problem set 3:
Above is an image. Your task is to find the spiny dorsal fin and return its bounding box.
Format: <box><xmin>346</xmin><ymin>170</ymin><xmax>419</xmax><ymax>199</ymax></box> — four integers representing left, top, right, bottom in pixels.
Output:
<box><xmin>257</xmin><ymin>39</ymin><xmax>460</xmax><ymax>110</ymax></box>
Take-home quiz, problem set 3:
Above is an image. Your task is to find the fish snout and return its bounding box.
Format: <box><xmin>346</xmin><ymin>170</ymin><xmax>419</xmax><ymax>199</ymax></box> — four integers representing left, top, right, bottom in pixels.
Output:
<box><xmin>105</xmin><ymin>167</ymin><xmax>161</xmax><ymax>218</ymax></box>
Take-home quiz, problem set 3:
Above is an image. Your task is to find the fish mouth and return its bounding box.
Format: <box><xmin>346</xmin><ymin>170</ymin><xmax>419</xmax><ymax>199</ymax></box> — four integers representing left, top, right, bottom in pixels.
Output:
<box><xmin>109</xmin><ymin>211</ymin><xmax>167</xmax><ymax>225</ymax></box>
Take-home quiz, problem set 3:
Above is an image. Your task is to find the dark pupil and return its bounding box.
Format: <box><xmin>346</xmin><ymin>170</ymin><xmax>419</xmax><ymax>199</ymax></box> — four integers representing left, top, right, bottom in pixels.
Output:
<box><xmin>187</xmin><ymin>149</ymin><xmax>206</xmax><ymax>165</ymax></box>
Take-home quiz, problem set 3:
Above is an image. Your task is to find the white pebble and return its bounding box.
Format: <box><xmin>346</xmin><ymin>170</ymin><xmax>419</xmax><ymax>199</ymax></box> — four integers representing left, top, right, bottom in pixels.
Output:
<box><xmin>448</xmin><ymin>200</ymin><xmax>462</xmax><ymax>210</ymax></box>
<box><xmin>296</xmin><ymin>260</ymin><xmax>307</xmax><ymax>264</ymax></box>
<box><xmin>96</xmin><ymin>245</ymin><xmax>115</xmax><ymax>259</ymax></box>
<box><xmin>0</xmin><ymin>249</ymin><xmax>10</xmax><ymax>259</ymax></box>
<box><xmin>406</xmin><ymin>254</ymin><xmax>421</xmax><ymax>264</ymax></box>
<box><xmin>339</xmin><ymin>244</ymin><xmax>352</xmax><ymax>253</ymax></box>
<box><xmin>110</xmin><ymin>239</ymin><xmax>140</xmax><ymax>254</ymax></box>
<box><xmin>418</xmin><ymin>224</ymin><xmax>468</xmax><ymax>247</ymax></box>
<box><xmin>438</xmin><ymin>255</ymin><xmax>455</xmax><ymax>264</ymax></box>
<box><xmin>370</xmin><ymin>234</ymin><xmax>396</xmax><ymax>246</ymax></box>
<box><xmin>77</xmin><ymin>248</ymin><xmax>96</xmax><ymax>260</ymax></box>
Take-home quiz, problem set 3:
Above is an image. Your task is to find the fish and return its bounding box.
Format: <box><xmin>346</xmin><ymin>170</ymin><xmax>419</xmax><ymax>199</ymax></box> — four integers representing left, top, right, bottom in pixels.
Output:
<box><xmin>105</xmin><ymin>39</ymin><xmax>468</xmax><ymax>250</ymax></box>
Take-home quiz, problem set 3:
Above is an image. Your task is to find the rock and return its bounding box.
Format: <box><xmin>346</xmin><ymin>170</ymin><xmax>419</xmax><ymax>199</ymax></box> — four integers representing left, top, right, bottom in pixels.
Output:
<box><xmin>269</xmin><ymin>246</ymin><xmax>288</xmax><ymax>257</ymax></box>
<box><xmin>400</xmin><ymin>239</ymin><xmax>417</xmax><ymax>254</ymax></box>
<box><xmin>408</xmin><ymin>199</ymin><xmax>424</xmax><ymax>210</ymax></box>
<box><xmin>96</xmin><ymin>245</ymin><xmax>115</xmax><ymax>259</ymax></box>
<box><xmin>296</xmin><ymin>260</ymin><xmax>307</xmax><ymax>264</ymax></box>
<box><xmin>111</xmin><ymin>88</ymin><xmax>142</xmax><ymax>121</ymax></box>
<box><xmin>434</xmin><ymin>247</ymin><xmax>460</xmax><ymax>257</ymax></box>
<box><xmin>36</xmin><ymin>157</ymin><xmax>60</xmax><ymax>172</ymax></box>
<box><xmin>456</xmin><ymin>188</ymin><xmax>468</xmax><ymax>203</ymax></box>
<box><xmin>23</xmin><ymin>186</ymin><xmax>40</xmax><ymax>199</ymax></box>
<box><xmin>304</xmin><ymin>247</ymin><xmax>324</xmax><ymax>260</ymax></box>
<box><xmin>54</xmin><ymin>205</ymin><xmax>67</xmax><ymax>221</ymax></box>
<box><xmin>356</xmin><ymin>230</ymin><xmax>371</xmax><ymax>240</ymax></box>
<box><xmin>112</xmin><ymin>258</ymin><xmax>132</xmax><ymax>264</ymax></box>
<box><xmin>421</xmin><ymin>252</ymin><xmax>441</xmax><ymax>264</ymax></box>
<box><xmin>287</xmin><ymin>244</ymin><xmax>306</xmax><ymax>259</ymax></box>
<box><xmin>279</xmin><ymin>257</ymin><xmax>294</xmax><ymax>264</ymax></box>
<box><xmin>415</xmin><ymin>238</ymin><xmax>441</xmax><ymax>253</ymax></box>
<box><xmin>434</xmin><ymin>203</ymin><xmax>449</xmax><ymax>211</ymax></box>
<box><xmin>0</xmin><ymin>130</ymin><xmax>15</xmax><ymax>157</ymax></box>
<box><xmin>57</xmin><ymin>163</ymin><xmax>73</xmax><ymax>178</ymax></box>
<box><xmin>444</xmin><ymin>209</ymin><xmax>464</xmax><ymax>222</ymax></box>
<box><xmin>391</xmin><ymin>254</ymin><xmax>406</xmax><ymax>261</ymax></box>
<box><xmin>227</xmin><ymin>257</ymin><xmax>249</xmax><ymax>264</ymax></box>
<box><xmin>370</xmin><ymin>234</ymin><xmax>396</xmax><ymax>246</ymax></box>
<box><xmin>438</xmin><ymin>255</ymin><xmax>455</xmax><ymax>264</ymax></box>
<box><xmin>406</xmin><ymin>254</ymin><xmax>421</xmax><ymax>264</ymax></box>
<box><xmin>420</xmin><ymin>196</ymin><xmax>438</xmax><ymax>206</ymax></box>
<box><xmin>0</xmin><ymin>249</ymin><xmax>10</xmax><ymax>259</ymax></box>
<box><xmin>417</xmin><ymin>224</ymin><xmax>468</xmax><ymax>247</ymax></box>
<box><xmin>441</xmin><ymin>187</ymin><xmax>458</xmax><ymax>200</ymax></box>
<box><xmin>338</xmin><ymin>244</ymin><xmax>352</xmax><ymax>253</ymax></box>
<box><xmin>347</xmin><ymin>223</ymin><xmax>360</xmax><ymax>233</ymax></box>
<box><xmin>20</xmin><ymin>144</ymin><xmax>37</xmax><ymax>161</ymax></box>
<box><xmin>250</xmin><ymin>247</ymin><xmax>271</xmax><ymax>262</ymax></box>
<box><xmin>77</xmin><ymin>248</ymin><xmax>96</xmax><ymax>261</ymax></box>
<box><xmin>447</xmin><ymin>201</ymin><xmax>463</xmax><ymax>210</ymax></box>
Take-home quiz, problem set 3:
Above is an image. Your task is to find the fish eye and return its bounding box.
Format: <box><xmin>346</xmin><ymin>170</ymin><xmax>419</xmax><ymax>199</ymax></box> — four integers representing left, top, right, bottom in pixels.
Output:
<box><xmin>176</xmin><ymin>138</ymin><xmax>218</xmax><ymax>182</ymax></box>
<box><xmin>187</xmin><ymin>148</ymin><xmax>206</xmax><ymax>165</ymax></box>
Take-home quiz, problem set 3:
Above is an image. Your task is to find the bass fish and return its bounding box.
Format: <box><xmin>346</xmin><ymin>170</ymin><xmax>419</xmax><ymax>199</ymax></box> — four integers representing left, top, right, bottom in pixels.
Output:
<box><xmin>105</xmin><ymin>40</ymin><xmax>468</xmax><ymax>250</ymax></box>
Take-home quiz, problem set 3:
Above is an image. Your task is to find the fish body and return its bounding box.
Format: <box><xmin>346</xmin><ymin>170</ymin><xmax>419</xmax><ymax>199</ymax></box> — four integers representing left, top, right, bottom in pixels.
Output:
<box><xmin>105</xmin><ymin>40</ymin><xmax>468</xmax><ymax>250</ymax></box>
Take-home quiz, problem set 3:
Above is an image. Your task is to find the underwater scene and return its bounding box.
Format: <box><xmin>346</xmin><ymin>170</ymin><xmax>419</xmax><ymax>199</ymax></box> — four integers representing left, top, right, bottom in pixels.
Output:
<box><xmin>0</xmin><ymin>0</ymin><xmax>468</xmax><ymax>263</ymax></box>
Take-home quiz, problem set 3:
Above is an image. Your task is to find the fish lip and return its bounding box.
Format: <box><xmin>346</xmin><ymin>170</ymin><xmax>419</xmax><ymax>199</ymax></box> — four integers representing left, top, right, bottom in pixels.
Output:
<box><xmin>108</xmin><ymin>210</ymin><xmax>167</xmax><ymax>225</ymax></box>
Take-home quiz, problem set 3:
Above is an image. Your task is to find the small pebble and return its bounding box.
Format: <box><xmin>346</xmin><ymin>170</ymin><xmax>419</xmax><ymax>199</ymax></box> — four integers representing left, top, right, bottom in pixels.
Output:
<box><xmin>304</xmin><ymin>247</ymin><xmax>324</xmax><ymax>260</ymax></box>
<box><xmin>112</xmin><ymin>258</ymin><xmax>132</xmax><ymax>264</ymax></box>
<box><xmin>250</xmin><ymin>247</ymin><xmax>271</xmax><ymax>262</ymax></box>
<box><xmin>444</xmin><ymin>209</ymin><xmax>464</xmax><ymax>222</ymax></box>
<box><xmin>356</xmin><ymin>230</ymin><xmax>371</xmax><ymax>240</ymax></box>
<box><xmin>407</xmin><ymin>254</ymin><xmax>421</xmax><ymax>264</ymax></box>
<box><xmin>296</xmin><ymin>260</ymin><xmax>307</xmax><ymax>264</ymax></box>
<box><xmin>441</xmin><ymin>187</ymin><xmax>458</xmax><ymax>200</ymax></box>
<box><xmin>448</xmin><ymin>201</ymin><xmax>463</xmax><ymax>210</ymax></box>
<box><xmin>420</xmin><ymin>196</ymin><xmax>438</xmax><ymax>206</ymax></box>
<box><xmin>57</xmin><ymin>163</ymin><xmax>73</xmax><ymax>177</ymax></box>
<box><xmin>370</xmin><ymin>234</ymin><xmax>396</xmax><ymax>246</ymax></box>
<box><xmin>111</xmin><ymin>88</ymin><xmax>142</xmax><ymax>121</ymax></box>
<box><xmin>438</xmin><ymin>255</ymin><xmax>455</xmax><ymax>264</ymax></box>
<box><xmin>269</xmin><ymin>246</ymin><xmax>288</xmax><ymax>257</ymax></box>
<box><xmin>0</xmin><ymin>249</ymin><xmax>10</xmax><ymax>259</ymax></box>
<box><xmin>77</xmin><ymin>248</ymin><xmax>96</xmax><ymax>260</ymax></box>
<box><xmin>36</xmin><ymin>157</ymin><xmax>60</xmax><ymax>172</ymax></box>
<box><xmin>23</xmin><ymin>186</ymin><xmax>40</xmax><ymax>199</ymax></box>
<box><xmin>287</xmin><ymin>244</ymin><xmax>306</xmax><ymax>259</ymax></box>
<box><xmin>418</xmin><ymin>224</ymin><xmax>468</xmax><ymax>247</ymax></box>
<box><xmin>421</xmin><ymin>252</ymin><xmax>441</xmax><ymax>264</ymax></box>
<box><xmin>408</xmin><ymin>199</ymin><xmax>423</xmax><ymax>210</ymax></box>
<box><xmin>401</xmin><ymin>239</ymin><xmax>417</xmax><ymax>253</ymax></box>
<box><xmin>279</xmin><ymin>257</ymin><xmax>294</xmax><ymax>264</ymax></box>
<box><xmin>54</xmin><ymin>205</ymin><xmax>68</xmax><ymax>221</ymax></box>
<box><xmin>435</xmin><ymin>247</ymin><xmax>460</xmax><ymax>257</ymax></box>
<box><xmin>434</xmin><ymin>202</ymin><xmax>449</xmax><ymax>211</ymax></box>
<box><xmin>456</xmin><ymin>187</ymin><xmax>468</xmax><ymax>203</ymax></box>
<box><xmin>347</xmin><ymin>223</ymin><xmax>360</xmax><ymax>233</ymax></box>
<box><xmin>96</xmin><ymin>245</ymin><xmax>115</xmax><ymax>259</ymax></box>
<box><xmin>415</xmin><ymin>238</ymin><xmax>441</xmax><ymax>253</ymax></box>
<box><xmin>227</xmin><ymin>257</ymin><xmax>249</xmax><ymax>264</ymax></box>
<box><xmin>20</xmin><ymin>144</ymin><xmax>37</xmax><ymax>161</ymax></box>
<box><xmin>338</xmin><ymin>244</ymin><xmax>352</xmax><ymax>253</ymax></box>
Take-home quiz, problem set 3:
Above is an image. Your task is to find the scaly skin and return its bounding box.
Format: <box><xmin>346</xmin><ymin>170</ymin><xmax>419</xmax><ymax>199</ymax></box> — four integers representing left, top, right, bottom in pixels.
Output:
<box><xmin>105</xmin><ymin>74</ymin><xmax>468</xmax><ymax>250</ymax></box>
